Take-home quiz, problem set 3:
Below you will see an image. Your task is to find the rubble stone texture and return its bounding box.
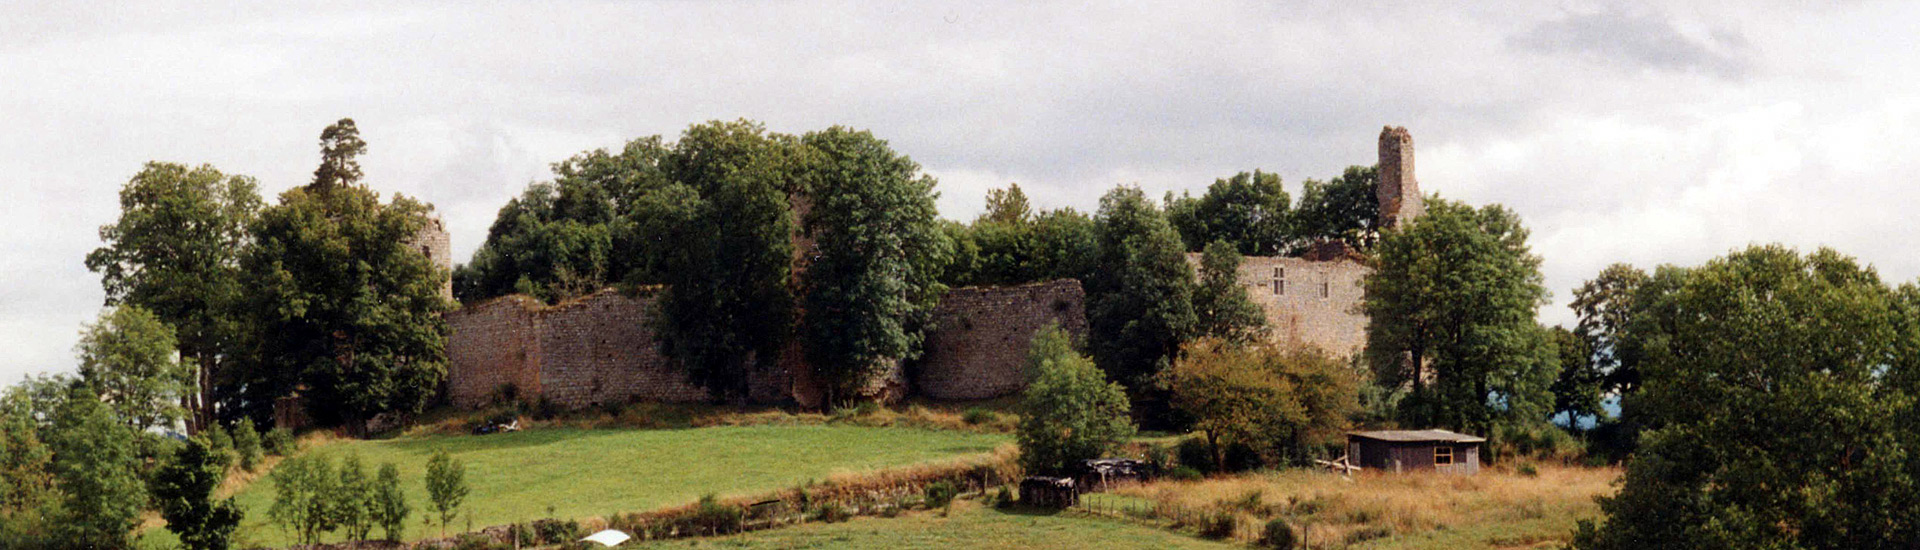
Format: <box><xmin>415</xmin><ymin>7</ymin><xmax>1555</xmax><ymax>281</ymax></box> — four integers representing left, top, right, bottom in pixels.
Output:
<box><xmin>914</xmin><ymin>279</ymin><xmax>1089</xmax><ymax>400</ymax></box>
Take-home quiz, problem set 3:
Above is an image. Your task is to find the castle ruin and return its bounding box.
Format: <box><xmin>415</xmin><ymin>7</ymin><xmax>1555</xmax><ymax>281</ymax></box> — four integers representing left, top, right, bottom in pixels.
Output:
<box><xmin>439</xmin><ymin>126</ymin><xmax>1426</xmax><ymax>408</ymax></box>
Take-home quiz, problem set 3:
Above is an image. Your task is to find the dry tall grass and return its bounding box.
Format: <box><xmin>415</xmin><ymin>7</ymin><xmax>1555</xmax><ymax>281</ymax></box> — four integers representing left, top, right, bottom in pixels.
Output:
<box><xmin>1103</xmin><ymin>463</ymin><xmax>1619</xmax><ymax>548</ymax></box>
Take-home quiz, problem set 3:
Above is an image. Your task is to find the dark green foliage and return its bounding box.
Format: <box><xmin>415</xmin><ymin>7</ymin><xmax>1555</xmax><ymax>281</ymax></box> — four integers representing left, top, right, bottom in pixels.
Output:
<box><xmin>1165</xmin><ymin>466</ymin><xmax>1203</xmax><ymax>481</ymax></box>
<box><xmin>0</xmin><ymin>389</ymin><xmax>59</xmax><ymax>547</ymax></box>
<box><xmin>1085</xmin><ymin>186</ymin><xmax>1197</xmax><ymax>389</ymax></box>
<box><xmin>939</xmin><ymin>201</ymin><xmax>1099</xmax><ymax>288</ymax></box>
<box><xmin>425</xmin><ymin>451</ymin><xmax>469</xmax><ymax>536</ymax></box>
<box><xmin>231</xmin><ymin>418</ymin><xmax>262</xmax><ymax>472</ymax></box>
<box><xmin>311</xmin><ymin>118</ymin><xmax>367</xmax><ymax>190</ymax></box>
<box><xmin>645</xmin><ymin>121</ymin><xmax>799</xmax><ymax>400</ymax></box>
<box><xmin>1260</xmin><ymin>518</ymin><xmax>1298</xmax><ymax>549</ymax></box>
<box><xmin>923</xmin><ymin>480</ymin><xmax>959</xmax><ymax>511</ymax></box>
<box><xmin>1192</xmin><ymin>241</ymin><xmax>1267</xmax><ymax>342</ymax></box>
<box><xmin>236</xmin><ymin>119</ymin><xmax>450</xmax><ymax>427</ymax></box>
<box><xmin>1573</xmin><ymin>246</ymin><xmax>1920</xmax><ymax>550</ymax></box>
<box><xmin>1192</xmin><ymin>508</ymin><xmax>1237</xmax><ymax>539</ymax></box>
<box><xmin>1290</xmin><ymin>165</ymin><xmax>1379</xmax><ymax>251</ymax></box>
<box><xmin>1363</xmin><ymin>198</ymin><xmax>1554</xmax><ymax>434</ymax></box>
<box><xmin>47</xmin><ymin>385</ymin><xmax>147</xmax><ymax>548</ymax></box>
<box><xmin>76</xmin><ymin>305</ymin><xmax>192</xmax><ymax>432</ymax></box>
<box><xmin>268</xmin><ymin>453</ymin><xmax>336</xmax><ymax>544</ymax></box>
<box><xmin>1164</xmin><ymin>339</ymin><xmax>1361</xmax><ymax>470</ymax></box>
<box><xmin>371</xmin><ymin>462</ymin><xmax>410</xmax><ymax>542</ymax></box>
<box><xmin>154</xmin><ymin>437</ymin><xmax>243</xmax><ymax>550</ymax></box>
<box><xmin>1017</xmin><ymin>325</ymin><xmax>1136</xmax><ymax>475</ymax></box>
<box><xmin>85</xmin><ymin>161</ymin><xmax>261</xmax><ymax>433</ymax></box>
<box><xmin>808</xmin><ymin>501</ymin><xmax>851</xmax><ymax>523</ymax></box>
<box><xmin>263</xmin><ymin>427</ymin><xmax>295</xmax><ymax>456</ymax></box>
<box><xmin>1175</xmin><ymin>437</ymin><xmax>1213</xmax><ymax>473</ymax></box>
<box><xmin>961</xmin><ymin>407</ymin><xmax>994</xmax><ymax>425</ymax></box>
<box><xmin>1164</xmin><ymin>170</ymin><xmax>1291</xmax><ymax>255</ymax></box>
<box><xmin>1546</xmin><ymin>326</ymin><xmax>1602</xmax><ymax>431</ymax></box>
<box><xmin>798</xmin><ymin>127</ymin><xmax>950</xmax><ymax>404</ymax></box>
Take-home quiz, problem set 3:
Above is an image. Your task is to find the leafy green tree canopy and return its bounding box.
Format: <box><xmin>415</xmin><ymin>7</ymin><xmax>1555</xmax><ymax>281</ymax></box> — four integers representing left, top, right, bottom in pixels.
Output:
<box><xmin>1165</xmin><ymin>170</ymin><xmax>1290</xmax><ymax>256</ymax></box>
<box><xmin>1017</xmin><ymin>325</ymin><xmax>1136</xmax><ymax>475</ymax></box>
<box><xmin>1192</xmin><ymin>240</ymin><xmax>1267</xmax><ymax>343</ymax></box>
<box><xmin>1164</xmin><ymin>338</ymin><xmax>1359</xmax><ymax>470</ymax></box>
<box><xmin>798</xmin><ymin>127</ymin><xmax>950</xmax><ymax>404</ymax></box>
<box><xmin>47</xmin><ymin>384</ymin><xmax>146</xmax><ymax>548</ymax></box>
<box><xmin>1291</xmin><ymin>165</ymin><xmax>1380</xmax><ymax>251</ymax></box>
<box><xmin>1085</xmin><ymin>186</ymin><xmax>1197</xmax><ymax>389</ymax></box>
<box><xmin>76</xmin><ymin>305</ymin><xmax>191</xmax><ymax>431</ymax></box>
<box><xmin>237</xmin><ymin>119</ymin><xmax>450</xmax><ymax>427</ymax></box>
<box><xmin>1574</xmin><ymin>245</ymin><xmax>1920</xmax><ymax>550</ymax></box>
<box><xmin>1363</xmin><ymin>198</ymin><xmax>1553</xmax><ymax>434</ymax></box>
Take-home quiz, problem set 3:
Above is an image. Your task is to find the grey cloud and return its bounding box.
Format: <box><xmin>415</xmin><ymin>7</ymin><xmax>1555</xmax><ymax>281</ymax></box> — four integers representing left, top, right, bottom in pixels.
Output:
<box><xmin>1510</xmin><ymin>7</ymin><xmax>1754</xmax><ymax>80</ymax></box>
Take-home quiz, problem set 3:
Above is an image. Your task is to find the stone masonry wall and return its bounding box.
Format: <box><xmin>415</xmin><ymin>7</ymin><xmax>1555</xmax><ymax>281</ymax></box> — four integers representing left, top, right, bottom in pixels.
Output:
<box><xmin>409</xmin><ymin>215</ymin><xmax>454</xmax><ymax>302</ymax></box>
<box><xmin>915</xmin><ymin>279</ymin><xmax>1088</xmax><ymax>400</ymax></box>
<box><xmin>445</xmin><ymin>288</ymin><xmax>709</xmax><ymax>409</ymax></box>
<box><xmin>445</xmin><ymin>295</ymin><xmax>543</xmax><ymax>408</ymax></box>
<box><xmin>1189</xmin><ymin>253</ymin><xmax>1371</xmax><ymax>358</ymax></box>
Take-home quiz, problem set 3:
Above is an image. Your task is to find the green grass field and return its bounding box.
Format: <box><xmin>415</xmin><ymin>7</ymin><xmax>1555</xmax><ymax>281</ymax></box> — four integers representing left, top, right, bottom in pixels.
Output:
<box><xmin>158</xmin><ymin>425</ymin><xmax>1005</xmax><ymax>547</ymax></box>
<box><xmin>629</xmin><ymin>501</ymin><xmax>1237</xmax><ymax>550</ymax></box>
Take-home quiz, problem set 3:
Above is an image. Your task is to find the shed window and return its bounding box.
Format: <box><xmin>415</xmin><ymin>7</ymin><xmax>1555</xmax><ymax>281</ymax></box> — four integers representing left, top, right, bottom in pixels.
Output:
<box><xmin>1320</xmin><ymin>281</ymin><xmax>1331</xmax><ymax>298</ymax></box>
<box><xmin>1434</xmin><ymin>446</ymin><xmax>1454</xmax><ymax>465</ymax></box>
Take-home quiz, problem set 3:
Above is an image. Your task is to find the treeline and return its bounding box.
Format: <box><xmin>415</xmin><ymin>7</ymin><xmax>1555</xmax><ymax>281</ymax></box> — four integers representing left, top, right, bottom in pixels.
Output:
<box><xmin>0</xmin><ymin>373</ymin><xmax>295</xmax><ymax>549</ymax></box>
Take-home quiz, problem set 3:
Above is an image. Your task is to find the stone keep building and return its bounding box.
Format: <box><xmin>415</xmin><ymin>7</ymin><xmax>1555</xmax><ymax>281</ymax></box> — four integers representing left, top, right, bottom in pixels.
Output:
<box><xmin>1188</xmin><ymin>126</ymin><xmax>1423</xmax><ymax>357</ymax></box>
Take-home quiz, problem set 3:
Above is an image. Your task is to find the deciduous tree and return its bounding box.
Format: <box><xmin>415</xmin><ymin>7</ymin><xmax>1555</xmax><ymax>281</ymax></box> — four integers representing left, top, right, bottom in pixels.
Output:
<box><xmin>236</xmin><ymin>119</ymin><xmax>450</xmax><ymax>428</ymax></box>
<box><xmin>1017</xmin><ymin>325</ymin><xmax>1135</xmax><ymax>475</ymax></box>
<box><xmin>1291</xmin><ymin>165</ymin><xmax>1379</xmax><ymax>251</ymax></box>
<box><xmin>1164</xmin><ymin>338</ymin><xmax>1359</xmax><ymax>469</ymax></box>
<box><xmin>1573</xmin><ymin>246</ymin><xmax>1920</xmax><ymax>549</ymax></box>
<box><xmin>425</xmin><ymin>451</ymin><xmax>468</xmax><ymax>537</ymax></box>
<box><xmin>798</xmin><ymin>127</ymin><xmax>949</xmax><ymax>404</ymax></box>
<box><xmin>1363</xmin><ymin>198</ymin><xmax>1553</xmax><ymax>434</ymax></box>
<box><xmin>46</xmin><ymin>385</ymin><xmax>146</xmax><ymax>548</ymax></box>
<box><xmin>1086</xmin><ymin>186</ymin><xmax>1197</xmax><ymax>390</ymax></box>
<box><xmin>1192</xmin><ymin>240</ymin><xmax>1267</xmax><ymax>343</ymax></box>
<box><xmin>76</xmin><ymin>305</ymin><xmax>191</xmax><ymax>431</ymax></box>
<box><xmin>85</xmin><ymin>161</ymin><xmax>260</xmax><ymax>432</ymax></box>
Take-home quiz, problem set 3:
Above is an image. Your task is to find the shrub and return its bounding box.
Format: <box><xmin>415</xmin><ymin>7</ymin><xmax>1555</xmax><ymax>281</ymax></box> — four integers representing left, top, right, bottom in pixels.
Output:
<box><xmin>1144</xmin><ymin>444</ymin><xmax>1172</xmax><ymax>473</ymax></box>
<box><xmin>689</xmin><ymin>494</ymin><xmax>743</xmax><ymax>535</ymax></box>
<box><xmin>1518</xmin><ymin>463</ymin><xmax>1539</xmax><ymax>477</ymax></box>
<box><xmin>923</xmin><ymin>480</ymin><xmax>960</xmax><ymax>512</ymax></box>
<box><xmin>1164</xmin><ymin>338</ymin><xmax>1361</xmax><ymax>470</ymax></box>
<box><xmin>231</xmin><ymin>418</ymin><xmax>263</xmax><ymax>472</ymax></box>
<box><xmin>961</xmin><ymin>407</ymin><xmax>995</xmax><ymax>425</ymax></box>
<box><xmin>1166</xmin><ymin>466</ymin><xmax>1204</xmax><ymax>481</ymax></box>
<box><xmin>1195</xmin><ymin>509</ymin><xmax>1237</xmax><ymax>539</ymax></box>
<box><xmin>335</xmin><ymin>453</ymin><xmax>375</xmax><ymax>541</ymax></box>
<box><xmin>205</xmin><ymin>424</ymin><xmax>234</xmax><ymax>466</ymax></box>
<box><xmin>1260</xmin><ymin>518</ymin><xmax>1298</xmax><ymax>549</ymax></box>
<box><xmin>809</xmin><ymin>502</ymin><xmax>852</xmax><ymax>523</ymax></box>
<box><xmin>1176</xmin><ymin>437</ymin><xmax>1213</xmax><ymax>472</ymax></box>
<box><xmin>263</xmin><ymin>427</ymin><xmax>295</xmax><ymax>456</ymax></box>
<box><xmin>1345</xmin><ymin>525</ymin><xmax>1393</xmax><ymax>544</ymax></box>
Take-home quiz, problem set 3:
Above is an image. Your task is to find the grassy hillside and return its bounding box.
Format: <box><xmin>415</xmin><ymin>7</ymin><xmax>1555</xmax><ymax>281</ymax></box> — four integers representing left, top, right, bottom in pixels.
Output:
<box><xmin>190</xmin><ymin>425</ymin><xmax>1005</xmax><ymax>547</ymax></box>
<box><xmin>630</xmin><ymin>501</ymin><xmax>1238</xmax><ymax>550</ymax></box>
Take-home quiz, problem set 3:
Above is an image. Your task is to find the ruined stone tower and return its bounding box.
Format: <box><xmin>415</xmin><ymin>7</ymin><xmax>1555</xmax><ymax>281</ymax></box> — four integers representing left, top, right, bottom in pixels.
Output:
<box><xmin>1377</xmin><ymin>126</ymin><xmax>1424</xmax><ymax>230</ymax></box>
<box><xmin>411</xmin><ymin>214</ymin><xmax>454</xmax><ymax>301</ymax></box>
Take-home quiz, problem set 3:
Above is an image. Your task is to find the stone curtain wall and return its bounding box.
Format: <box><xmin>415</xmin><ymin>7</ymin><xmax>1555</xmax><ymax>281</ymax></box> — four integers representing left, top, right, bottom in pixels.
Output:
<box><xmin>445</xmin><ymin>288</ymin><xmax>708</xmax><ymax>408</ymax></box>
<box><xmin>1189</xmin><ymin>253</ymin><xmax>1371</xmax><ymax>358</ymax></box>
<box><xmin>915</xmin><ymin>279</ymin><xmax>1088</xmax><ymax>400</ymax></box>
<box><xmin>444</xmin><ymin>295</ymin><xmax>543</xmax><ymax>407</ymax></box>
<box><xmin>532</xmin><ymin>288</ymin><xmax>710</xmax><ymax>406</ymax></box>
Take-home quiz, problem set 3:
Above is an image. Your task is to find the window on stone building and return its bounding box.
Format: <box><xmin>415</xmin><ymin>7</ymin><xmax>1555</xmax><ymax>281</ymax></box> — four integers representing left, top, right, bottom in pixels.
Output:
<box><xmin>1435</xmin><ymin>446</ymin><xmax>1454</xmax><ymax>465</ymax></box>
<box><xmin>1320</xmin><ymin>281</ymin><xmax>1330</xmax><ymax>298</ymax></box>
<box><xmin>1273</xmin><ymin>268</ymin><xmax>1286</xmax><ymax>295</ymax></box>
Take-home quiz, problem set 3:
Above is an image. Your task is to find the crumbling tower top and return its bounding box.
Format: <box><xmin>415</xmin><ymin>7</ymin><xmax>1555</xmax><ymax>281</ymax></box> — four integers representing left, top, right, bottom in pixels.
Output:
<box><xmin>1377</xmin><ymin>126</ymin><xmax>1424</xmax><ymax>230</ymax></box>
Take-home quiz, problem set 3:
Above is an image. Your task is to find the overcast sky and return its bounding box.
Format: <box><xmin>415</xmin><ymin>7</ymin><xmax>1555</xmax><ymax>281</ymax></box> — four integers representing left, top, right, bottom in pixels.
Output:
<box><xmin>5</xmin><ymin>1</ymin><xmax>1918</xmax><ymax>382</ymax></box>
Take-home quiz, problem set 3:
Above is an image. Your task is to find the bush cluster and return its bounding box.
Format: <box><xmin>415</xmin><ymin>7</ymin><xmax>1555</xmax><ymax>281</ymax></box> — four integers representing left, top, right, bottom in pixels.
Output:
<box><xmin>266</xmin><ymin>452</ymin><xmax>414</xmax><ymax>544</ymax></box>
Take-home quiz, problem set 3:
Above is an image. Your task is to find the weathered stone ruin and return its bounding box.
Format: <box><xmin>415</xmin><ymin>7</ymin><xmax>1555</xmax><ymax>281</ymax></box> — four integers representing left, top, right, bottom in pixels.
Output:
<box><xmin>439</xmin><ymin>126</ymin><xmax>1429</xmax><ymax>409</ymax></box>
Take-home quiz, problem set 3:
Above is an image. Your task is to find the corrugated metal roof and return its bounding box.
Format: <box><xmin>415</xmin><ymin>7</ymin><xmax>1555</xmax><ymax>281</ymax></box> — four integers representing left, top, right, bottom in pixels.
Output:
<box><xmin>1347</xmin><ymin>429</ymin><xmax>1486</xmax><ymax>443</ymax></box>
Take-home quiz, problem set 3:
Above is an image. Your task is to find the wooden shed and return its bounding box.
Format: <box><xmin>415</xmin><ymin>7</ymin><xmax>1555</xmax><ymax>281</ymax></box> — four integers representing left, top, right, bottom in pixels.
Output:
<box><xmin>1346</xmin><ymin>429</ymin><xmax>1484</xmax><ymax>475</ymax></box>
